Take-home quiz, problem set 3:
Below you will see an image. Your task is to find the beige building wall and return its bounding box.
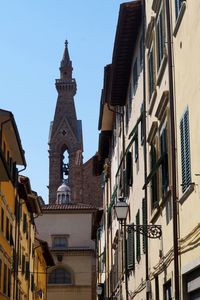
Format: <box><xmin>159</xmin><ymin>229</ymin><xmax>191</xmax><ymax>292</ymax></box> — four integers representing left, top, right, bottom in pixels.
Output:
<box><xmin>36</xmin><ymin>208</ymin><xmax>96</xmax><ymax>300</ymax></box>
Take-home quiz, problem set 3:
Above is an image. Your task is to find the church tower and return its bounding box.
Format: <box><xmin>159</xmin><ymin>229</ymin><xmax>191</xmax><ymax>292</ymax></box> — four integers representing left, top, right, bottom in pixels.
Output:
<box><xmin>48</xmin><ymin>41</ymin><xmax>83</xmax><ymax>204</ymax></box>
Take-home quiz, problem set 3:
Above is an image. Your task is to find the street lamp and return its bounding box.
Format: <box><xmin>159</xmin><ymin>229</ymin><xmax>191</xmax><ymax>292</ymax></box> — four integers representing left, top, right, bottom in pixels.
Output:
<box><xmin>114</xmin><ymin>198</ymin><xmax>162</xmax><ymax>239</ymax></box>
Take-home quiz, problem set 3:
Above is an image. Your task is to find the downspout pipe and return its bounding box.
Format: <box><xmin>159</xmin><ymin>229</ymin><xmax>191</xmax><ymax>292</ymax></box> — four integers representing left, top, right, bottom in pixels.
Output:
<box><xmin>165</xmin><ymin>0</ymin><xmax>180</xmax><ymax>299</ymax></box>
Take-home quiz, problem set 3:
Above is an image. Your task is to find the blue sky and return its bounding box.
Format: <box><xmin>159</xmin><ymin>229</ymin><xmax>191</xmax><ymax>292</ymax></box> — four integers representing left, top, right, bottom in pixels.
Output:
<box><xmin>0</xmin><ymin>1</ymin><xmax>126</xmax><ymax>202</ymax></box>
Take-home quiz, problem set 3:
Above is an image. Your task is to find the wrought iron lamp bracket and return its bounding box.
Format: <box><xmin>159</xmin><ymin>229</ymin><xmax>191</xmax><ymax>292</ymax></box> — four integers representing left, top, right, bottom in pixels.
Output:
<box><xmin>127</xmin><ymin>224</ymin><xmax>162</xmax><ymax>239</ymax></box>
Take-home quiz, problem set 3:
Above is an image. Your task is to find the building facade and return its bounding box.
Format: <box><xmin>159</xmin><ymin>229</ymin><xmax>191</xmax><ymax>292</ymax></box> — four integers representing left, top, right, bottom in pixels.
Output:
<box><xmin>96</xmin><ymin>1</ymin><xmax>200</xmax><ymax>300</ymax></box>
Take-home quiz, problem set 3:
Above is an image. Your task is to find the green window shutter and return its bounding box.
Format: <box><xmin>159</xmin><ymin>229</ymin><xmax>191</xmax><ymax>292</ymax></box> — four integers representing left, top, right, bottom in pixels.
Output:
<box><xmin>0</xmin><ymin>258</ymin><xmax>2</xmax><ymax>289</ymax></box>
<box><xmin>148</xmin><ymin>48</ymin><xmax>155</xmax><ymax>98</ymax></box>
<box><xmin>150</xmin><ymin>144</ymin><xmax>158</xmax><ymax>208</ymax></box>
<box><xmin>136</xmin><ymin>210</ymin><xmax>141</xmax><ymax>262</ymax></box>
<box><xmin>142</xmin><ymin>199</ymin><xmax>147</xmax><ymax>254</ymax></box>
<box><xmin>133</xmin><ymin>59</ymin><xmax>138</xmax><ymax>95</ymax></box>
<box><xmin>127</xmin><ymin>228</ymin><xmax>135</xmax><ymax>270</ymax></box>
<box><xmin>180</xmin><ymin>108</ymin><xmax>191</xmax><ymax>193</ymax></box>
<box><xmin>156</xmin><ymin>9</ymin><xmax>165</xmax><ymax>69</ymax></box>
<box><xmin>1</xmin><ymin>208</ymin><xmax>4</xmax><ymax>232</ymax></box>
<box><xmin>135</xmin><ymin>131</ymin><xmax>139</xmax><ymax>162</ymax></box>
<box><xmin>126</xmin><ymin>151</ymin><xmax>133</xmax><ymax>187</ymax></box>
<box><xmin>161</xmin><ymin>127</ymin><xmax>169</xmax><ymax>194</ymax></box>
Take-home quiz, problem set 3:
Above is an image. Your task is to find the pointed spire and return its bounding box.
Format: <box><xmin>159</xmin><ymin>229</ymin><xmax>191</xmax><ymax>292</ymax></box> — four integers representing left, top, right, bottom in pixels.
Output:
<box><xmin>60</xmin><ymin>40</ymin><xmax>70</xmax><ymax>68</ymax></box>
<box><xmin>59</xmin><ymin>40</ymin><xmax>73</xmax><ymax>80</ymax></box>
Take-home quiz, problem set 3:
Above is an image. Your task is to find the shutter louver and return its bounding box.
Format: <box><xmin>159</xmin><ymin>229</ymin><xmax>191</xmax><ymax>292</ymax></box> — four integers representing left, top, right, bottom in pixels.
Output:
<box><xmin>127</xmin><ymin>228</ymin><xmax>135</xmax><ymax>270</ymax></box>
<box><xmin>136</xmin><ymin>211</ymin><xmax>141</xmax><ymax>262</ymax></box>
<box><xmin>126</xmin><ymin>151</ymin><xmax>133</xmax><ymax>187</ymax></box>
<box><xmin>142</xmin><ymin>199</ymin><xmax>147</xmax><ymax>254</ymax></box>
<box><xmin>180</xmin><ymin>108</ymin><xmax>191</xmax><ymax>193</ymax></box>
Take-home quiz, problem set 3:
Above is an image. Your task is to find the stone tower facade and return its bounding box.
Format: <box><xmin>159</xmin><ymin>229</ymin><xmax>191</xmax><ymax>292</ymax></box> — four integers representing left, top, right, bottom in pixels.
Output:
<box><xmin>48</xmin><ymin>41</ymin><xmax>83</xmax><ymax>204</ymax></box>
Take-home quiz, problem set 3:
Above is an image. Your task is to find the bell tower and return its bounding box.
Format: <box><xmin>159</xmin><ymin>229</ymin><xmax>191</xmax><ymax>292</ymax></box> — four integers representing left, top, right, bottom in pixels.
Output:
<box><xmin>48</xmin><ymin>41</ymin><xmax>83</xmax><ymax>204</ymax></box>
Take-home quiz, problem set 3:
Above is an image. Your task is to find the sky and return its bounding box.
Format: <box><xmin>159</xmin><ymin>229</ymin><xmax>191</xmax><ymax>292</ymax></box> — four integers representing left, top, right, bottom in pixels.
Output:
<box><xmin>0</xmin><ymin>0</ymin><xmax>127</xmax><ymax>203</ymax></box>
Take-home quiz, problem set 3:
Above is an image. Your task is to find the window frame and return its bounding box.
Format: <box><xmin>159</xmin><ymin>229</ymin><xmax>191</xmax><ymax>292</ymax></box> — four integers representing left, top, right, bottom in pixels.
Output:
<box><xmin>52</xmin><ymin>235</ymin><xmax>68</xmax><ymax>250</ymax></box>
<box><xmin>48</xmin><ymin>267</ymin><xmax>72</xmax><ymax>285</ymax></box>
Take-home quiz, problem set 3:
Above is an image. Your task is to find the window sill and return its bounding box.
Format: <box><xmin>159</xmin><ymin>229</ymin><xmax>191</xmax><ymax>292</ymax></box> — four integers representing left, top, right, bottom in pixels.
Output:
<box><xmin>173</xmin><ymin>1</ymin><xmax>186</xmax><ymax>37</ymax></box>
<box><xmin>179</xmin><ymin>183</ymin><xmax>195</xmax><ymax>205</ymax></box>
<box><xmin>156</xmin><ymin>54</ymin><xmax>167</xmax><ymax>86</ymax></box>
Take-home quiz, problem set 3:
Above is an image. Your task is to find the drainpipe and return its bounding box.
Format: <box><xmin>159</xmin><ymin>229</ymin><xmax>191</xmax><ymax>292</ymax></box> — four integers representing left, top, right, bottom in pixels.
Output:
<box><xmin>165</xmin><ymin>0</ymin><xmax>180</xmax><ymax>299</ymax></box>
<box><xmin>141</xmin><ymin>0</ymin><xmax>149</xmax><ymax>299</ymax></box>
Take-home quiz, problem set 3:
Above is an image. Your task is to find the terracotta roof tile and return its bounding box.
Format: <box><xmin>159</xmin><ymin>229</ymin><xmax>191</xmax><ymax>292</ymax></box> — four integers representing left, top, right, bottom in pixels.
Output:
<box><xmin>42</xmin><ymin>203</ymin><xmax>97</xmax><ymax>211</ymax></box>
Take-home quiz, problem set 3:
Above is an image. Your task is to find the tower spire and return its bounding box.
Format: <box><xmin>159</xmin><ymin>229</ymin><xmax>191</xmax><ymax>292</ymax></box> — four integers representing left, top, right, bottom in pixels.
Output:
<box><xmin>60</xmin><ymin>40</ymin><xmax>72</xmax><ymax>80</ymax></box>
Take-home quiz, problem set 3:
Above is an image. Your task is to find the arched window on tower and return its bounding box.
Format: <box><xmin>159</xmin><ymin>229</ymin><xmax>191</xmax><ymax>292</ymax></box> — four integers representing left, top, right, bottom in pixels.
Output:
<box><xmin>48</xmin><ymin>268</ymin><xmax>72</xmax><ymax>284</ymax></box>
<box><xmin>61</xmin><ymin>149</ymin><xmax>69</xmax><ymax>182</ymax></box>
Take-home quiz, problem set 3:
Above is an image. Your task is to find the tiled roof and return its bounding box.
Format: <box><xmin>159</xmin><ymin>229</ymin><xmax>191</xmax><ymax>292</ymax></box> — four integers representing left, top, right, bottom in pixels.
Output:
<box><xmin>42</xmin><ymin>203</ymin><xmax>97</xmax><ymax>211</ymax></box>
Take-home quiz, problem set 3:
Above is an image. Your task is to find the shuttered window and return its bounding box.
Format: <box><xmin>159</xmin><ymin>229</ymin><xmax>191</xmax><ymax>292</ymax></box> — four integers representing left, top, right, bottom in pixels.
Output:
<box><xmin>148</xmin><ymin>47</ymin><xmax>155</xmax><ymax>99</ymax></box>
<box><xmin>0</xmin><ymin>258</ymin><xmax>2</xmax><ymax>289</ymax></box>
<box><xmin>150</xmin><ymin>143</ymin><xmax>158</xmax><ymax>208</ymax></box>
<box><xmin>180</xmin><ymin>108</ymin><xmax>191</xmax><ymax>193</ymax></box>
<box><xmin>136</xmin><ymin>210</ymin><xmax>141</xmax><ymax>262</ymax></box>
<box><xmin>142</xmin><ymin>199</ymin><xmax>147</xmax><ymax>254</ymax></box>
<box><xmin>156</xmin><ymin>8</ymin><xmax>165</xmax><ymax>69</ymax></box>
<box><xmin>22</xmin><ymin>255</ymin><xmax>25</xmax><ymax>274</ymax></box>
<box><xmin>135</xmin><ymin>131</ymin><xmax>139</xmax><ymax>162</ymax></box>
<box><xmin>127</xmin><ymin>227</ymin><xmax>135</xmax><ymax>270</ymax></box>
<box><xmin>25</xmin><ymin>261</ymin><xmax>29</xmax><ymax>280</ymax></box>
<box><xmin>126</xmin><ymin>151</ymin><xmax>133</xmax><ymax>187</ymax></box>
<box><xmin>133</xmin><ymin>59</ymin><xmax>138</xmax><ymax>95</ymax></box>
<box><xmin>3</xmin><ymin>263</ymin><xmax>7</xmax><ymax>294</ymax></box>
<box><xmin>8</xmin><ymin>268</ymin><xmax>11</xmax><ymax>297</ymax></box>
<box><xmin>160</xmin><ymin>127</ymin><xmax>169</xmax><ymax>195</ymax></box>
<box><xmin>6</xmin><ymin>217</ymin><xmax>9</xmax><ymax>241</ymax></box>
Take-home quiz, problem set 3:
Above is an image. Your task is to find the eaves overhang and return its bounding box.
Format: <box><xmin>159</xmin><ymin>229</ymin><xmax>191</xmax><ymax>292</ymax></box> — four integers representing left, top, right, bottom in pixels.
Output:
<box><xmin>98</xmin><ymin>64</ymin><xmax>114</xmax><ymax>131</ymax></box>
<box><xmin>110</xmin><ymin>0</ymin><xmax>142</xmax><ymax>106</ymax></box>
<box><xmin>0</xmin><ymin>109</ymin><xmax>26</xmax><ymax>166</ymax></box>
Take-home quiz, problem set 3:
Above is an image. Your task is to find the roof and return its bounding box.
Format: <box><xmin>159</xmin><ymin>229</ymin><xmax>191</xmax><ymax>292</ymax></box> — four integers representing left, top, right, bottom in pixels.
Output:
<box><xmin>0</xmin><ymin>109</ymin><xmax>26</xmax><ymax>166</ymax></box>
<box><xmin>42</xmin><ymin>202</ymin><xmax>97</xmax><ymax>212</ymax></box>
<box><xmin>36</xmin><ymin>238</ymin><xmax>55</xmax><ymax>267</ymax></box>
<box><xmin>110</xmin><ymin>0</ymin><xmax>142</xmax><ymax>106</ymax></box>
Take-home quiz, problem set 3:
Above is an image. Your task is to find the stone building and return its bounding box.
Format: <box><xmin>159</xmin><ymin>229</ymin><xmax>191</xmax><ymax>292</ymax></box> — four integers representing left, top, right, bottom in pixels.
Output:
<box><xmin>36</xmin><ymin>41</ymin><xmax>102</xmax><ymax>300</ymax></box>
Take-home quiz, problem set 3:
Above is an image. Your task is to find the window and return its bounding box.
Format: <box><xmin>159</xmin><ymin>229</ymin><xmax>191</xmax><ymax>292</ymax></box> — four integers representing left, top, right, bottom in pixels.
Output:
<box><xmin>160</xmin><ymin>126</ymin><xmax>169</xmax><ymax>195</ymax></box>
<box><xmin>136</xmin><ymin>210</ymin><xmax>141</xmax><ymax>262</ymax></box>
<box><xmin>7</xmin><ymin>268</ymin><xmax>11</xmax><ymax>298</ymax></box>
<box><xmin>0</xmin><ymin>258</ymin><xmax>2</xmax><ymax>289</ymax></box>
<box><xmin>142</xmin><ymin>199</ymin><xmax>147</xmax><ymax>254</ymax></box>
<box><xmin>135</xmin><ymin>130</ymin><xmax>139</xmax><ymax>162</ymax></box>
<box><xmin>126</xmin><ymin>151</ymin><xmax>133</xmax><ymax>188</ymax></box>
<box><xmin>180</xmin><ymin>108</ymin><xmax>191</xmax><ymax>193</ymax></box>
<box><xmin>148</xmin><ymin>46</ymin><xmax>155</xmax><ymax>99</ymax></box>
<box><xmin>23</xmin><ymin>213</ymin><xmax>27</xmax><ymax>234</ymax></box>
<box><xmin>1</xmin><ymin>208</ymin><xmax>4</xmax><ymax>232</ymax></box>
<box><xmin>175</xmin><ymin>0</ymin><xmax>183</xmax><ymax>19</ymax></box>
<box><xmin>22</xmin><ymin>255</ymin><xmax>25</xmax><ymax>274</ymax></box>
<box><xmin>6</xmin><ymin>217</ymin><xmax>9</xmax><ymax>241</ymax></box>
<box><xmin>3</xmin><ymin>263</ymin><xmax>7</xmax><ymax>295</ymax></box>
<box><xmin>31</xmin><ymin>274</ymin><xmax>34</xmax><ymax>292</ymax></box>
<box><xmin>140</xmin><ymin>36</ymin><xmax>143</xmax><ymax>66</ymax></box>
<box><xmin>164</xmin><ymin>280</ymin><xmax>172</xmax><ymax>300</ymax></box>
<box><xmin>150</xmin><ymin>142</ymin><xmax>159</xmax><ymax>209</ymax></box>
<box><xmin>48</xmin><ymin>268</ymin><xmax>72</xmax><ymax>284</ymax></box>
<box><xmin>52</xmin><ymin>236</ymin><xmax>68</xmax><ymax>250</ymax></box>
<box><xmin>140</xmin><ymin>104</ymin><xmax>144</xmax><ymax>144</ymax></box>
<box><xmin>127</xmin><ymin>227</ymin><xmax>135</xmax><ymax>270</ymax></box>
<box><xmin>25</xmin><ymin>261</ymin><xmax>29</xmax><ymax>280</ymax></box>
<box><xmin>132</xmin><ymin>59</ymin><xmax>138</xmax><ymax>95</ymax></box>
<box><xmin>155</xmin><ymin>275</ymin><xmax>160</xmax><ymax>300</ymax></box>
<box><xmin>156</xmin><ymin>7</ymin><xmax>165</xmax><ymax>69</ymax></box>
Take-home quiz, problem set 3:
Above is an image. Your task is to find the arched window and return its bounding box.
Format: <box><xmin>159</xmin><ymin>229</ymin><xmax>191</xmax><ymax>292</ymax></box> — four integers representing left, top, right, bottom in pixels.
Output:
<box><xmin>48</xmin><ymin>268</ymin><xmax>71</xmax><ymax>284</ymax></box>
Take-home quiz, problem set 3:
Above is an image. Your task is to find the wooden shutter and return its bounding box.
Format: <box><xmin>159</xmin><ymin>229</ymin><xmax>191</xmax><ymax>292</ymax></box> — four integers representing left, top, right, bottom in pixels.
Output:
<box><xmin>127</xmin><ymin>227</ymin><xmax>135</xmax><ymax>270</ymax></box>
<box><xmin>142</xmin><ymin>199</ymin><xmax>147</xmax><ymax>254</ymax></box>
<box><xmin>180</xmin><ymin>108</ymin><xmax>191</xmax><ymax>193</ymax></box>
<box><xmin>126</xmin><ymin>151</ymin><xmax>133</xmax><ymax>187</ymax></box>
<box><xmin>25</xmin><ymin>261</ymin><xmax>29</xmax><ymax>280</ymax></box>
<box><xmin>161</xmin><ymin>127</ymin><xmax>169</xmax><ymax>194</ymax></box>
<box><xmin>150</xmin><ymin>144</ymin><xmax>158</xmax><ymax>208</ymax></box>
<box><xmin>136</xmin><ymin>211</ymin><xmax>141</xmax><ymax>262</ymax></box>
